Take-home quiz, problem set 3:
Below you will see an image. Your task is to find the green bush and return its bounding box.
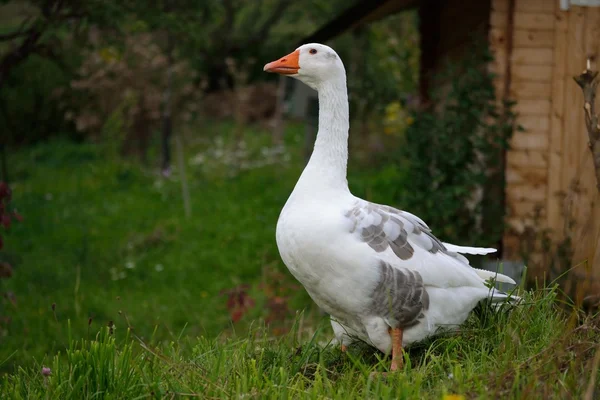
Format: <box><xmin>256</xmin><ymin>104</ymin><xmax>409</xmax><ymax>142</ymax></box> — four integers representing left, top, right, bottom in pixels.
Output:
<box><xmin>0</xmin><ymin>55</ymin><xmax>77</xmax><ymax>145</ymax></box>
<box><xmin>397</xmin><ymin>43</ymin><xmax>518</xmax><ymax>250</ymax></box>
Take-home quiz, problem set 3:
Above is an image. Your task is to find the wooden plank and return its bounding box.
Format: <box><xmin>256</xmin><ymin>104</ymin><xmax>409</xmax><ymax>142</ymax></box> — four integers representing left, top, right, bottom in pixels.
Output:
<box><xmin>513</xmin><ymin>29</ymin><xmax>555</xmax><ymax>48</ymax></box>
<box><xmin>491</xmin><ymin>0</ymin><xmax>509</xmax><ymax>12</ymax></box>
<box><xmin>562</xmin><ymin>7</ymin><xmax>586</xmax><ymax>226</ymax></box>
<box><xmin>546</xmin><ymin>5</ymin><xmax>568</xmax><ymax>236</ymax></box>
<box><xmin>491</xmin><ymin>10</ymin><xmax>508</xmax><ymax>28</ymax></box>
<box><xmin>514</xmin><ymin>13</ymin><xmax>555</xmax><ymax>30</ymax></box>
<box><xmin>511</xmin><ymin>131</ymin><xmax>550</xmax><ymax>150</ymax></box>
<box><xmin>582</xmin><ymin>7</ymin><xmax>600</xmax><ymax>171</ymax></box>
<box><xmin>489</xmin><ymin>28</ymin><xmax>507</xmax><ymax>49</ymax></box>
<box><xmin>502</xmin><ymin>236</ymin><xmax>523</xmax><ymax>255</ymax></box>
<box><xmin>571</xmin><ymin>7</ymin><xmax>600</xmax><ymax>275</ymax></box>
<box><xmin>514</xmin><ymin>99</ymin><xmax>551</xmax><ymax>115</ymax></box>
<box><xmin>490</xmin><ymin>46</ymin><xmax>507</xmax><ymax>76</ymax></box>
<box><xmin>512</xmin><ymin>64</ymin><xmax>553</xmax><ymax>82</ymax></box>
<box><xmin>512</xmin><ymin>48</ymin><xmax>554</xmax><ymax>65</ymax></box>
<box><xmin>506</xmin><ymin>166</ymin><xmax>548</xmax><ymax>185</ymax></box>
<box><xmin>583</xmin><ymin>3</ymin><xmax>600</xmax><ymax>60</ymax></box>
<box><xmin>506</xmin><ymin>149</ymin><xmax>548</xmax><ymax>168</ymax></box>
<box><xmin>507</xmin><ymin>183</ymin><xmax>548</xmax><ymax>203</ymax></box>
<box><xmin>576</xmin><ymin>8</ymin><xmax>600</xmax><ymax>168</ymax></box>
<box><xmin>493</xmin><ymin>76</ymin><xmax>507</xmax><ymax>99</ymax></box>
<box><xmin>489</xmin><ymin>61</ymin><xmax>506</xmax><ymax>77</ymax></box>
<box><xmin>506</xmin><ymin>217</ymin><xmax>535</xmax><ymax>234</ymax></box>
<box><xmin>592</xmin><ymin>202</ymin><xmax>600</xmax><ymax>279</ymax></box>
<box><xmin>510</xmin><ymin>81</ymin><xmax>552</xmax><ymax>99</ymax></box>
<box><xmin>511</xmin><ymin>201</ymin><xmax>547</xmax><ymax>217</ymax></box>
<box><xmin>518</xmin><ymin>115</ymin><xmax>551</xmax><ymax>132</ymax></box>
<box><xmin>515</xmin><ymin>0</ymin><xmax>555</xmax><ymax>13</ymax></box>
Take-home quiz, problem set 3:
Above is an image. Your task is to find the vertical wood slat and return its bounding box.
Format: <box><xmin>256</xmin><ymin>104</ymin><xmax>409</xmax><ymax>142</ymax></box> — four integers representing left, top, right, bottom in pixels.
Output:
<box><xmin>573</xmin><ymin>7</ymin><xmax>600</xmax><ymax>274</ymax></box>
<box><xmin>562</xmin><ymin>8</ymin><xmax>586</xmax><ymax>235</ymax></box>
<box><xmin>500</xmin><ymin>2</ymin><xmax>600</xmax><ymax>283</ymax></box>
<box><xmin>514</xmin><ymin>0</ymin><xmax>555</xmax><ymax>13</ymax></box>
<box><xmin>547</xmin><ymin>1</ymin><xmax>567</xmax><ymax>239</ymax></box>
<box><xmin>594</xmin><ymin>6</ymin><xmax>600</xmax><ymax>277</ymax></box>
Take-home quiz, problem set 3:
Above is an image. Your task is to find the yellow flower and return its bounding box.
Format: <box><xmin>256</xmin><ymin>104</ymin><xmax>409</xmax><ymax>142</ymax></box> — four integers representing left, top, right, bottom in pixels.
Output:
<box><xmin>98</xmin><ymin>47</ymin><xmax>119</xmax><ymax>63</ymax></box>
<box><xmin>443</xmin><ymin>395</ymin><xmax>465</xmax><ymax>400</ymax></box>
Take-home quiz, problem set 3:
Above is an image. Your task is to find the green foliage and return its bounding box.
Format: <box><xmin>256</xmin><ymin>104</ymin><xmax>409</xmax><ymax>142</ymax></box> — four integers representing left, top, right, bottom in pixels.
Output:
<box><xmin>2</xmin><ymin>288</ymin><xmax>599</xmax><ymax>398</ymax></box>
<box><xmin>120</xmin><ymin>0</ymin><xmax>351</xmax><ymax>89</ymax></box>
<box><xmin>332</xmin><ymin>11</ymin><xmax>420</xmax><ymax>120</ymax></box>
<box><xmin>0</xmin><ymin>0</ymin><xmax>126</xmax><ymax>145</ymax></box>
<box><xmin>0</xmin><ymin>0</ymin><xmax>350</xmax><ymax>147</ymax></box>
<box><xmin>398</xmin><ymin>44</ymin><xmax>518</xmax><ymax>248</ymax></box>
<box><xmin>0</xmin><ymin>55</ymin><xmax>75</xmax><ymax>144</ymax></box>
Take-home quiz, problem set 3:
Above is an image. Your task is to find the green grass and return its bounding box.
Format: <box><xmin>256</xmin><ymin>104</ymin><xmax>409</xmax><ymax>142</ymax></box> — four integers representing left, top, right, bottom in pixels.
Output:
<box><xmin>1</xmin><ymin>122</ymin><xmax>302</xmax><ymax>369</ymax></box>
<box><xmin>1</xmin><ymin>121</ymin><xmax>599</xmax><ymax>398</ymax></box>
<box><xmin>0</xmin><ymin>120</ymin><xmax>403</xmax><ymax>373</ymax></box>
<box><xmin>2</xmin><ymin>289</ymin><xmax>599</xmax><ymax>399</ymax></box>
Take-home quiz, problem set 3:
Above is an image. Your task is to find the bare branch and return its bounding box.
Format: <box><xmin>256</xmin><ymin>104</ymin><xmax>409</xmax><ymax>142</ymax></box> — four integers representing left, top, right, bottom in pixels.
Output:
<box><xmin>0</xmin><ymin>27</ymin><xmax>43</xmax><ymax>87</ymax></box>
<box><xmin>250</xmin><ymin>0</ymin><xmax>293</xmax><ymax>46</ymax></box>
<box><xmin>216</xmin><ymin>0</ymin><xmax>236</xmax><ymax>49</ymax></box>
<box><xmin>574</xmin><ymin>64</ymin><xmax>600</xmax><ymax>191</ymax></box>
<box><xmin>0</xmin><ymin>0</ymin><xmax>90</xmax><ymax>89</ymax></box>
<box><xmin>0</xmin><ymin>29</ymin><xmax>33</xmax><ymax>42</ymax></box>
<box><xmin>0</xmin><ymin>14</ymin><xmax>36</xmax><ymax>42</ymax></box>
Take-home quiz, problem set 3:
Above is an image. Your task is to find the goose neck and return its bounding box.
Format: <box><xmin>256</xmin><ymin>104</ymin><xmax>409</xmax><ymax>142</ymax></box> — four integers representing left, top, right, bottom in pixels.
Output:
<box><xmin>302</xmin><ymin>78</ymin><xmax>349</xmax><ymax>190</ymax></box>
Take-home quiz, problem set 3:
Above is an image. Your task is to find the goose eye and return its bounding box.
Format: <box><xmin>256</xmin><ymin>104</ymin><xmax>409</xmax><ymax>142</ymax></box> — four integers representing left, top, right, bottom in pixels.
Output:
<box><xmin>309</xmin><ymin>49</ymin><xmax>317</xmax><ymax>55</ymax></box>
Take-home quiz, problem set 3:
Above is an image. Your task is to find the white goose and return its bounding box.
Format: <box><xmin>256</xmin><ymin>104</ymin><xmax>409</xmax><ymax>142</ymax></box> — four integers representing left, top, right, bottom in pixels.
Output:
<box><xmin>264</xmin><ymin>43</ymin><xmax>517</xmax><ymax>371</ymax></box>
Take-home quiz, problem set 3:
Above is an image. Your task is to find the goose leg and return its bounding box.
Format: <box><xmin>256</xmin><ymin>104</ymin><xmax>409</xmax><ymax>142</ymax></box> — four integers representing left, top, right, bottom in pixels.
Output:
<box><xmin>341</xmin><ymin>344</ymin><xmax>347</xmax><ymax>352</ymax></box>
<box><xmin>390</xmin><ymin>327</ymin><xmax>404</xmax><ymax>371</ymax></box>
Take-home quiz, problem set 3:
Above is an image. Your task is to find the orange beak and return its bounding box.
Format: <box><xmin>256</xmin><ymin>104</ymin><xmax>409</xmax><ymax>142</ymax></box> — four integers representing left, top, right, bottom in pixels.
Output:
<box><xmin>263</xmin><ymin>49</ymin><xmax>300</xmax><ymax>75</ymax></box>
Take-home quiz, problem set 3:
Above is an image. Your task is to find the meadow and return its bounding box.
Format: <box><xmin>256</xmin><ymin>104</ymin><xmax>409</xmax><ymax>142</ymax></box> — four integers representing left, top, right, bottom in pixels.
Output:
<box><xmin>1</xmin><ymin>122</ymin><xmax>599</xmax><ymax>398</ymax></box>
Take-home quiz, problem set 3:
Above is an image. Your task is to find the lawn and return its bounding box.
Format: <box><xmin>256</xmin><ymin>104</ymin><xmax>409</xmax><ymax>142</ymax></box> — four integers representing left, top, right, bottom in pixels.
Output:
<box><xmin>0</xmin><ymin>120</ymin><xmax>401</xmax><ymax>372</ymax></box>
<box><xmin>1</xmin><ymin>121</ymin><xmax>599</xmax><ymax>398</ymax></box>
<box><xmin>2</xmin><ymin>289</ymin><xmax>599</xmax><ymax>399</ymax></box>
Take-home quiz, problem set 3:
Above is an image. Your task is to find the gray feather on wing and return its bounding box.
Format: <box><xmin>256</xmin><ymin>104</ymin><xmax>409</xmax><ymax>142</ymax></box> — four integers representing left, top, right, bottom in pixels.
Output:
<box><xmin>345</xmin><ymin>201</ymin><xmax>458</xmax><ymax>261</ymax></box>
<box><xmin>370</xmin><ymin>261</ymin><xmax>429</xmax><ymax>327</ymax></box>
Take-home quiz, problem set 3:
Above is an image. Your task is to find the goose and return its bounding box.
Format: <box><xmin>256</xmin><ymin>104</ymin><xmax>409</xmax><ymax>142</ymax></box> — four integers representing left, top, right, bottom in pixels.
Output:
<box><xmin>264</xmin><ymin>43</ymin><xmax>518</xmax><ymax>371</ymax></box>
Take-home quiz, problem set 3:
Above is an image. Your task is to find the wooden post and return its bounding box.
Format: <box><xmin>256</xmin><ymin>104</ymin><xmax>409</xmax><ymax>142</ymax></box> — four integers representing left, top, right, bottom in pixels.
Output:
<box><xmin>161</xmin><ymin>32</ymin><xmax>174</xmax><ymax>176</ymax></box>
<box><xmin>175</xmin><ymin>134</ymin><xmax>191</xmax><ymax>218</ymax></box>
<box><xmin>573</xmin><ymin>60</ymin><xmax>600</xmax><ymax>193</ymax></box>
<box><xmin>418</xmin><ymin>0</ymin><xmax>441</xmax><ymax>103</ymax></box>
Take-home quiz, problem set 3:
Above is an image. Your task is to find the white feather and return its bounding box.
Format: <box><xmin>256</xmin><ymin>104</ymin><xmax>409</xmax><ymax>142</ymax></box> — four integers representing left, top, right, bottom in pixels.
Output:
<box><xmin>442</xmin><ymin>243</ymin><xmax>497</xmax><ymax>255</ymax></box>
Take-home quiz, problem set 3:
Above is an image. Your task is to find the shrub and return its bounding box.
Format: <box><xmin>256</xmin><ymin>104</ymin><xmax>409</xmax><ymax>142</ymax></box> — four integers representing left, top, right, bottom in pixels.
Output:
<box><xmin>397</xmin><ymin>43</ymin><xmax>519</xmax><ymax>250</ymax></box>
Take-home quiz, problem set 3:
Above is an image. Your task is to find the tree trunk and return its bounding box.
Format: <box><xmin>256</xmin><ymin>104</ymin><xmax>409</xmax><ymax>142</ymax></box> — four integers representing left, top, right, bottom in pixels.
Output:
<box><xmin>175</xmin><ymin>134</ymin><xmax>191</xmax><ymax>218</ymax></box>
<box><xmin>0</xmin><ymin>142</ymin><xmax>7</xmax><ymax>184</ymax></box>
<box><xmin>161</xmin><ymin>33</ymin><xmax>174</xmax><ymax>175</ymax></box>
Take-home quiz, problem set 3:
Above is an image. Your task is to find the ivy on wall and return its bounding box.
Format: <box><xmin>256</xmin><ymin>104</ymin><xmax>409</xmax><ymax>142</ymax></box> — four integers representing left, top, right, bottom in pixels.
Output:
<box><xmin>397</xmin><ymin>43</ymin><xmax>520</xmax><ymax>252</ymax></box>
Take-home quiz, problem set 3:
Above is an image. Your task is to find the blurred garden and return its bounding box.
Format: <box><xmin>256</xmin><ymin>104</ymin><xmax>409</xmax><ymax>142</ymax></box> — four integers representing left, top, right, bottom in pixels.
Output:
<box><xmin>0</xmin><ymin>0</ymin><xmax>426</xmax><ymax>372</ymax></box>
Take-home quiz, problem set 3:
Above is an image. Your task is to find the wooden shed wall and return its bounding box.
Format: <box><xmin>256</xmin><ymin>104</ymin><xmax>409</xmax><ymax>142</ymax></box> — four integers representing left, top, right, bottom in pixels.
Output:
<box><xmin>419</xmin><ymin>0</ymin><xmax>491</xmax><ymax>97</ymax></box>
<box><xmin>490</xmin><ymin>0</ymin><xmax>600</xmax><ymax>289</ymax></box>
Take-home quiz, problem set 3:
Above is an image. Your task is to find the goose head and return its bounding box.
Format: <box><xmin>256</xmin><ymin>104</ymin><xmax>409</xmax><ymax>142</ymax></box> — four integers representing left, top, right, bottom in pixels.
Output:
<box><xmin>263</xmin><ymin>43</ymin><xmax>346</xmax><ymax>91</ymax></box>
